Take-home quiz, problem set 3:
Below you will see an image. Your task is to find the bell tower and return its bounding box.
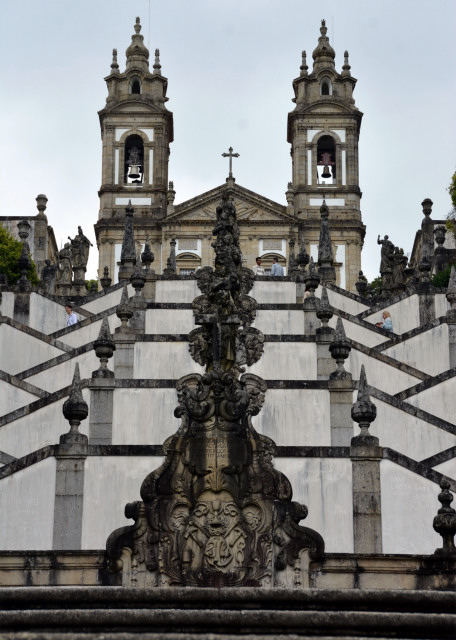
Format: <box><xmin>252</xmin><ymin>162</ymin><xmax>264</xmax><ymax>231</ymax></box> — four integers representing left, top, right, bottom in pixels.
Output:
<box><xmin>287</xmin><ymin>20</ymin><xmax>365</xmax><ymax>291</ymax></box>
<box><xmin>95</xmin><ymin>17</ymin><xmax>174</xmax><ymax>281</ymax></box>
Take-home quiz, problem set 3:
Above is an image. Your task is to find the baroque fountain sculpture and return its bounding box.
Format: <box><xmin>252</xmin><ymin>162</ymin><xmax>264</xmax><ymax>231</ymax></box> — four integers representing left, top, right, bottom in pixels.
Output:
<box><xmin>107</xmin><ymin>189</ymin><xmax>324</xmax><ymax>587</ymax></box>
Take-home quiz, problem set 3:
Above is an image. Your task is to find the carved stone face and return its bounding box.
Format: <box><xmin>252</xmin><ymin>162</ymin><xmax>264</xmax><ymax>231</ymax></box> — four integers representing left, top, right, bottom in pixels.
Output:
<box><xmin>191</xmin><ymin>490</ymin><xmax>240</xmax><ymax>539</ymax></box>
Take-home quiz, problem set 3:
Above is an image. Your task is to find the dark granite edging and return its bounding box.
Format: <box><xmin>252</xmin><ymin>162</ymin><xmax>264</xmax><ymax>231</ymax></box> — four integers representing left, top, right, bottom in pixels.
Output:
<box><xmin>0</xmin><ymin>370</ymin><xmax>49</xmax><ymax>399</ymax></box>
<box><xmin>394</xmin><ymin>368</ymin><xmax>456</xmax><ymax>402</ymax></box>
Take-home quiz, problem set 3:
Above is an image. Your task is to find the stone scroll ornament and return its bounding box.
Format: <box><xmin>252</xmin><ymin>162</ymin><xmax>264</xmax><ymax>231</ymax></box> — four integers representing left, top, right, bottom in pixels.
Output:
<box><xmin>107</xmin><ymin>189</ymin><xmax>324</xmax><ymax>587</ymax></box>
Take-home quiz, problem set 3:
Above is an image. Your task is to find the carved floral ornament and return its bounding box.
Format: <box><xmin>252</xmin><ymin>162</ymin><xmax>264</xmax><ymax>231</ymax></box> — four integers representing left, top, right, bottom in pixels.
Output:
<box><xmin>106</xmin><ymin>188</ymin><xmax>324</xmax><ymax>588</ymax></box>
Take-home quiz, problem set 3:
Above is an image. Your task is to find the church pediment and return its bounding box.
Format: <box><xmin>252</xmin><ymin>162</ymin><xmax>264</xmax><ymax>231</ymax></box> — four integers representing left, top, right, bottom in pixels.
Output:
<box><xmin>166</xmin><ymin>184</ymin><xmax>293</xmax><ymax>225</ymax></box>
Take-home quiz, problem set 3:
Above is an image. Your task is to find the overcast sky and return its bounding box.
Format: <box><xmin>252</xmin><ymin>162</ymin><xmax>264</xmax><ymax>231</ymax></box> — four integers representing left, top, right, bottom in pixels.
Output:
<box><xmin>1</xmin><ymin>0</ymin><xmax>455</xmax><ymax>281</ymax></box>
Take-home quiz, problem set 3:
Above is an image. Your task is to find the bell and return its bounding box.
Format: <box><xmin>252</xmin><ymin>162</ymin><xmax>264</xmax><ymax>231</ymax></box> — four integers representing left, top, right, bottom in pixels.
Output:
<box><xmin>128</xmin><ymin>164</ymin><xmax>140</xmax><ymax>179</ymax></box>
<box><xmin>321</xmin><ymin>165</ymin><xmax>331</xmax><ymax>179</ymax></box>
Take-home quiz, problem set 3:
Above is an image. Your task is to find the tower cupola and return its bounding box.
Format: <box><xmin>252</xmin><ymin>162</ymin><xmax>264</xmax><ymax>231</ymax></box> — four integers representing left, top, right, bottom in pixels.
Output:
<box><xmin>312</xmin><ymin>20</ymin><xmax>336</xmax><ymax>72</ymax></box>
<box><xmin>125</xmin><ymin>17</ymin><xmax>149</xmax><ymax>73</ymax></box>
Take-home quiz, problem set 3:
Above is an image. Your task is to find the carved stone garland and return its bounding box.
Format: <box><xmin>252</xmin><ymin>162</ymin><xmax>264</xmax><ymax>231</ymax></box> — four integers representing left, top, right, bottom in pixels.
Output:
<box><xmin>107</xmin><ymin>188</ymin><xmax>324</xmax><ymax>588</ymax></box>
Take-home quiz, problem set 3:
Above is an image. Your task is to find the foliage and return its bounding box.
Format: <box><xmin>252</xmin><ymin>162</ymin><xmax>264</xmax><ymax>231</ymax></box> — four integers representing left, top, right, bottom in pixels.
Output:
<box><xmin>431</xmin><ymin>264</ymin><xmax>456</xmax><ymax>289</ymax></box>
<box><xmin>446</xmin><ymin>170</ymin><xmax>456</xmax><ymax>236</ymax></box>
<box><xmin>0</xmin><ymin>225</ymin><xmax>39</xmax><ymax>286</ymax></box>
<box><xmin>367</xmin><ymin>275</ymin><xmax>383</xmax><ymax>296</ymax></box>
<box><xmin>85</xmin><ymin>279</ymin><xmax>99</xmax><ymax>293</ymax></box>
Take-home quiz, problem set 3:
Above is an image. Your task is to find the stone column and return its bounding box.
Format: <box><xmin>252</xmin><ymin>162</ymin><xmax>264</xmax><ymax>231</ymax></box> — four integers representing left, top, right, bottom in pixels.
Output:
<box><xmin>446</xmin><ymin>266</ymin><xmax>456</xmax><ymax>368</ymax></box>
<box><xmin>315</xmin><ymin>287</ymin><xmax>335</xmax><ymax>379</ymax></box>
<box><xmin>53</xmin><ymin>364</ymin><xmax>88</xmax><ymax>550</ymax></box>
<box><xmin>130</xmin><ymin>264</ymin><xmax>147</xmax><ymax>333</ymax></box>
<box><xmin>303</xmin><ymin>257</ymin><xmax>320</xmax><ymax>335</ymax></box>
<box><xmin>114</xmin><ymin>286</ymin><xmax>135</xmax><ymax>379</ymax></box>
<box><xmin>89</xmin><ymin>317</ymin><xmax>116</xmax><ymax>445</ymax></box>
<box><xmin>350</xmin><ymin>365</ymin><xmax>383</xmax><ymax>554</ymax></box>
<box><xmin>328</xmin><ymin>317</ymin><xmax>354</xmax><ymax>445</ymax></box>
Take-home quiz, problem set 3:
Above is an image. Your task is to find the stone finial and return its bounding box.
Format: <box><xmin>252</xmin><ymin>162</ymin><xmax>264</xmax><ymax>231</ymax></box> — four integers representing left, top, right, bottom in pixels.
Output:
<box><xmin>116</xmin><ymin>285</ymin><xmax>133</xmax><ymax>331</ymax></box>
<box><xmin>342</xmin><ymin>50</ymin><xmax>351</xmax><ymax>76</ymax></box>
<box><xmin>351</xmin><ymin>365</ymin><xmax>378</xmax><ymax>444</ymax></box>
<box><xmin>100</xmin><ymin>266</ymin><xmax>112</xmax><ymax>291</ymax></box>
<box><xmin>61</xmin><ymin>364</ymin><xmax>88</xmax><ymax>444</ymax></box>
<box><xmin>421</xmin><ymin>198</ymin><xmax>433</xmax><ymax>217</ymax></box>
<box><xmin>300</xmin><ymin>50</ymin><xmax>308</xmax><ymax>76</ymax></box>
<box><xmin>93</xmin><ymin>317</ymin><xmax>116</xmax><ymax>378</ymax></box>
<box><xmin>433</xmin><ymin>479</ymin><xmax>456</xmax><ymax>555</ymax></box>
<box><xmin>111</xmin><ymin>48</ymin><xmax>119</xmax><ymax>74</ymax></box>
<box><xmin>167</xmin><ymin>181</ymin><xmax>176</xmax><ymax>205</ymax></box>
<box><xmin>329</xmin><ymin>317</ymin><xmax>351</xmax><ymax>379</ymax></box>
<box><xmin>304</xmin><ymin>256</ymin><xmax>320</xmax><ymax>296</ymax></box>
<box><xmin>120</xmin><ymin>201</ymin><xmax>136</xmax><ymax>264</ymax></box>
<box><xmin>163</xmin><ymin>238</ymin><xmax>177</xmax><ymax>278</ymax></box>
<box><xmin>130</xmin><ymin>254</ymin><xmax>146</xmax><ymax>294</ymax></box>
<box><xmin>288</xmin><ymin>237</ymin><xmax>298</xmax><ymax>275</ymax></box>
<box><xmin>141</xmin><ymin>238</ymin><xmax>155</xmax><ymax>271</ymax></box>
<box><xmin>355</xmin><ymin>270</ymin><xmax>368</xmax><ymax>296</ymax></box>
<box><xmin>434</xmin><ymin>225</ymin><xmax>446</xmax><ymax>247</ymax></box>
<box><xmin>153</xmin><ymin>48</ymin><xmax>161</xmax><ymax>74</ymax></box>
<box><xmin>285</xmin><ymin>183</ymin><xmax>295</xmax><ymax>207</ymax></box>
<box><xmin>316</xmin><ymin>287</ymin><xmax>333</xmax><ymax>328</ymax></box>
<box><xmin>134</xmin><ymin>16</ymin><xmax>141</xmax><ymax>34</ymax></box>
<box><xmin>447</xmin><ymin>266</ymin><xmax>456</xmax><ymax>309</ymax></box>
<box><xmin>296</xmin><ymin>239</ymin><xmax>310</xmax><ymax>272</ymax></box>
<box><xmin>125</xmin><ymin>17</ymin><xmax>149</xmax><ymax>72</ymax></box>
<box><xmin>36</xmin><ymin>194</ymin><xmax>48</xmax><ymax>218</ymax></box>
<box><xmin>17</xmin><ymin>219</ymin><xmax>31</xmax><ymax>242</ymax></box>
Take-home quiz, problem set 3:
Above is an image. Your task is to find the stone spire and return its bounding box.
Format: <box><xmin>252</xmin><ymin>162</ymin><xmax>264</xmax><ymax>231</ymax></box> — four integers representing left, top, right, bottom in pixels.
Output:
<box><xmin>318</xmin><ymin>200</ymin><xmax>336</xmax><ymax>285</ymax></box>
<box><xmin>342</xmin><ymin>50</ymin><xmax>351</xmax><ymax>76</ymax></box>
<box><xmin>329</xmin><ymin>317</ymin><xmax>351</xmax><ymax>379</ymax></box>
<box><xmin>125</xmin><ymin>17</ymin><xmax>149</xmax><ymax>72</ymax></box>
<box><xmin>92</xmin><ymin>317</ymin><xmax>116</xmax><ymax>378</ymax></box>
<box><xmin>351</xmin><ymin>365</ymin><xmax>377</xmax><ymax>444</ymax></box>
<box><xmin>61</xmin><ymin>364</ymin><xmax>88</xmax><ymax>445</ymax></box>
<box><xmin>300</xmin><ymin>50</ymin><xmax>308</xmax><ymax>76</ymax></box>
<box><xmin>110</xmin><ymin>48</ymin><xmax>119</xmax><ymax>75</ymax></box>
<box><xmin>153</xmin><ymin>48</ymin><xmax>161</xmax><ymax>75</ymax></box>
<box><xmin>312</xmin><ymin>19</ymin><xmax>336</xmax><ymax>72</ymax></box>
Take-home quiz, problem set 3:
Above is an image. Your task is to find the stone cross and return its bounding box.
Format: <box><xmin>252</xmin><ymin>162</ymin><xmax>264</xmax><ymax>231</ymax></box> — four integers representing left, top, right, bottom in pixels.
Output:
<box><xmin>222</xmin><ymin>146</ymin><xmax>239</xmax><ymax>178</ymax></box>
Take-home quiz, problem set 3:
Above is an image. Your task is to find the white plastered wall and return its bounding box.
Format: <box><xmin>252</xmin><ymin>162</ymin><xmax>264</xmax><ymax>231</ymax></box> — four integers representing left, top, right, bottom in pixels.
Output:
<box><xmin>81</xmin><ymin>456</ymin><xmax>163</xmax><ymax>549</ymax></box>
<box><xmin>383</xmin><ymin>324</ymin><xmax>450</xmax><ymax>376</ymax></box>
<box><xmin>253</xmin><ymin>389</ymin><xmax>331</xmax><ymax>446</ymax></box>
<box><xmin>0</xmin><ymin>457</ymin><xmax>56</xmax><ymax>549</ymax></box>
<box><xmin>348</xmin><ymin>350</ymin><xmax>422</xmax><ymax>395</ymax></box>
<box><xmin>112</xmin><ymin>389</ymin><xmax>180</xmax><ymax>445</ymax></box>
<box><xmin>251</xmin><ymin>281</ymin><xmax>296</xmax><ymax>304</ymax></box>
<box><xmin>328</xmin><ymin>316</ymin><xmax>388</xmax><ymax>348</ymax></box>
<box><xmin>0</xmin><ymin>380</ymin><xmax>38</xmax><ymax>416</ymax></box>
<box><xmin>325</xmin><ymin>288</ymin><xmax>368</xmax><ymax>316</ymax></box>
<box><xmin>371</xmin><ymin>398</ymin><xmax>456</xmax><ymax>460</ymax></box>
<box><xmin>275</xmin><ymin>457</ymin><xmax>354</xmax><ymax>553</ymax></box>
<box><xmin>146</xmin><ymin>309</ymin><xmax>194</xmax><ymax>334</ymax></box>
<box><xmin>81</xmin><ymin>285</ymin><xmax>134</xmax><ymax>314</ymax></box>
<box><xmin>381</xmin><ymin>460</ymin><xmax>441</xmax><ymax>554</ymax></box>
<box><xmin>248</xmin><ymin>343</ymin><xmax>317</xmax><ymax>380</ymax></box>
<box><xmin>406</xmin><ymin>377</ymin><xmax>456</xmax><ymax>424</ymax></box>
<box><xmin>253</xmin><ymin>310</ymin><xmax>304</xmax><ymax>335</ymax></box>
<box><xmin>134</xmin><ymin>342</ymin><xmax>204</xmax><ymax>379</ymax></box>
<box><xmin>364</xmin><ymin>295</ymin><xmax>420</xmax><ymax>335</ymax></box>
<box><xmin>155</xmin><ymin>280</ymin><xmax>198</xmax><ymax>303</ymax></box>
<box><xmin>0</xmin><ymin>324</ymin><xmax>65</xmax><ymax>376</ymax></box>
<box><xmin>0</xmin><ymin>390</ymin><xmax>89</xmax><ymax>459</ymax></box>
<box><xmin>29</xmin><ymin>294</ymin><xmax>66</xmax><ymax>334</ymax></box>
<box><xmin>26</xmin><ymin>353</ymin><xmax>99</xmax><ymax>394</ymax></box>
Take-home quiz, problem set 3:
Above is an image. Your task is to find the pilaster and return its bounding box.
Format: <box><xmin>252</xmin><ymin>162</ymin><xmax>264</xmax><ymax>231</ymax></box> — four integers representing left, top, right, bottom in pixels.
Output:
<box><xmin>329</xmin><ymin>378</ymin><xmax>355</xmax><ymax>445</ymax></box>
<box><xmin>88</xmin><ymin>378</ymin><xmax>115</xmax><ymax>444</ymax></box>
<box><xmin>350</xmin><ymin>441</ymin><xmax>383</xmax><ymax>553</ymax></box>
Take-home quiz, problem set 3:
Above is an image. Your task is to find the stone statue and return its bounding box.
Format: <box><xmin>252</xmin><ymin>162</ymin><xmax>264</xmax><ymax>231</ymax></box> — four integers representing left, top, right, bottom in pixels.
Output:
<box><xmin>391</xmin><ymin>247</ymin><xmax>407</xmax><ymax>292</ymax></box>
<box><xmin>56</xmin><ymin>243</ymin><xmax>72</xmax><ymax>284</ymax></box>
<box><xmin>377</xmin><ymin>235</ymin><xmax>395</xmax><ymax>275</ymax></box>
<box><xmin>41</xmin><ymin>259</ymin><xmax>57</xmax><ymax>294</ymax></box>
<box><xmin>68</xmin><ymin>226</ymin><xmax>92</xmax><ymax>270</ymax></box>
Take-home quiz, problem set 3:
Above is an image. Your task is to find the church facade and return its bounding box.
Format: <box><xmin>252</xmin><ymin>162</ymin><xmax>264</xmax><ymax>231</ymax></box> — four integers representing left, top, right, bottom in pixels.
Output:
<box><xmin>95</xmin><ymin>19</ymin><xmax>364</xmax><ymax>291</ymax></box>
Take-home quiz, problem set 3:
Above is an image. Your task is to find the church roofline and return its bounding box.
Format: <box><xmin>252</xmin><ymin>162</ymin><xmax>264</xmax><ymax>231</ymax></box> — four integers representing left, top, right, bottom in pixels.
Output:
<box><xmin>167</xmin><ymin>182</ymin><xmax>293</xmax><ymax>222</ymax></box>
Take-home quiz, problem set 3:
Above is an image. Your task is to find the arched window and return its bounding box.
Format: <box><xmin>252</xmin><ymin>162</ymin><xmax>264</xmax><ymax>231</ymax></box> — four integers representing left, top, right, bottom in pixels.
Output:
<box><xmin>124</xmin><ymin>134</ymin><xmax>144</xmax><ymax>184</ymax></box>
<box><xmin>320</xmin><ymin>77</ymin><xmax>332</xmax><ymax>96</ymax></box>
<box><xmin>129</xmin><ymin>76</ymin><xmax>141</xmax><ymax>94</ymax></box>
<box><xmin>317</xmin><ymin>135</ymin><xmax>336</xmax><ymax>184</ymax></box>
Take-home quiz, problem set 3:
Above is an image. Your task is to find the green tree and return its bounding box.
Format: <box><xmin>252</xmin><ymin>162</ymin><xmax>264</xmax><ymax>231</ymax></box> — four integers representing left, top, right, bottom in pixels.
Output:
<box><xmin>367</xmin><ymin>275</ymin><xmax>383</xmax><ymax>296</ymax></box>
<box><xmin>431</xmin><ymin>263</ymin><xmax>456</xmax><ymax>289</ymax></box>
<box><xmin>446</xmin><ymin>170</ymin><xmax>456</xmax><ymax>236</ymax></box>
<box><xmin>0</xmin><ymin>225</ymin><xmax>39</xmax><ymax>285</ymax></box>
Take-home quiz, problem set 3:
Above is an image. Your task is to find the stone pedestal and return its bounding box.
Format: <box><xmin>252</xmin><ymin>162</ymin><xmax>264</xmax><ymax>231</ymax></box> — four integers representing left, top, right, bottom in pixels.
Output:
<box><xmin>447</xmin><ymin>311</ymin><xmax>456</xmax><ymax>369</ymax></box>
<box><xmin>350</xmin><ymin>440</ymin><xmax>383</xmax><ymax>554</ymax></box>
<box><xmin>89</xmin><ymin>378</ymin><xmax>115</xmax><ymax>445</ymax></box>
<box><xmin>130</xmin><ymin>295</ymin><xmax>147</xmax><ymax>333</ymax></box>
<box><xmin>328</xmin><ymin>378</ymin><xmax>354</xmax><ymax>445</ymax></box>
<box><xmin>53</xmin><ymin>439</ymin><xmax>88</xmax><ymax>550</ymax></box>
<box><xmin>114</xmin><ymin>333</ymin><xmax>135</xmax><ymax>378</ymax></box>
<box><xmin>303</xmin><ymin>297</ymin><xmax>320</xmax><ymax>335</ymax></box>
<box><xmin>418</xmin><ymin>282</ymin><xmax>435</xmax><ymax>326</ymax></box>
<box><xmin>315</xmin><ymin>327</ymin><xmax>335</xmax><ymax>379</ymax></box>
<box><xmin>143</xmin><ymin>271</ymin><xmax>157</xmax><ymax>302</ymax></box>
<box><xmin>13</xmin><ymin>292</ymin><xmax>30</xmax><ymax>326</ymax></box>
